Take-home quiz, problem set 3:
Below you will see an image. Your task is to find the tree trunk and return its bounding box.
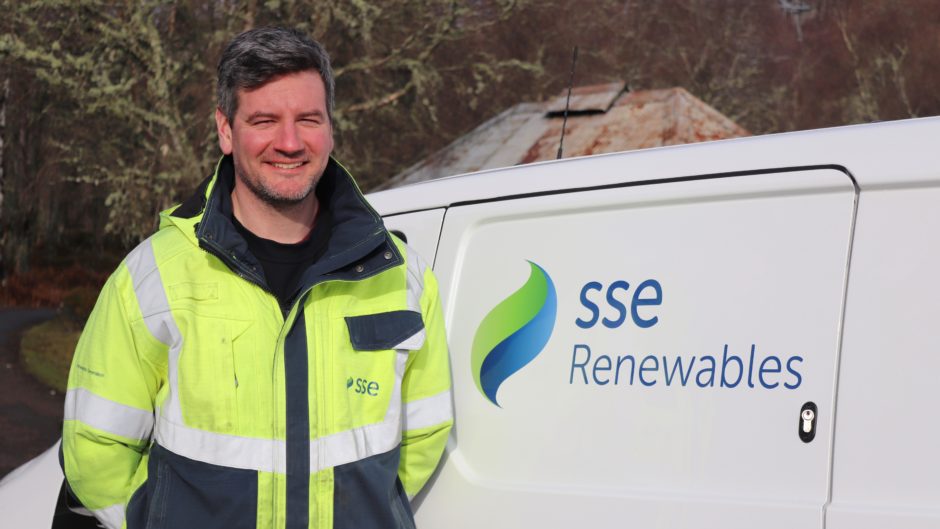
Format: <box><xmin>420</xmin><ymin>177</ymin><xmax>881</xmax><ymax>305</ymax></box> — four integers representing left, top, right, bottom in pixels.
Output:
<box><xmin>0</xmin><ymin>77</ymin><xmax>6</xmax><ymax>277</ymax></box>
<box><xmin>0</xmin><ymin>67</ymin><xmax>46</xmax><ymax>276</ymax></box>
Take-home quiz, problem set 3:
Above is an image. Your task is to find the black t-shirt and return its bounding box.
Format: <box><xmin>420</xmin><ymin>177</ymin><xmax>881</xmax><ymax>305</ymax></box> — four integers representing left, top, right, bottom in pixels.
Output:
<box><xmin>231</xmin><ymin>209</ymin><xmax>332</xmax><ymax>311</ymax></box>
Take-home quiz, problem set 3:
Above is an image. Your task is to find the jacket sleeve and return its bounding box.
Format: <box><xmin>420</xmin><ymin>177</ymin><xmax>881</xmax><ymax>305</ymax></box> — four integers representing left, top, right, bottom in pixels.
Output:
<box><xmin>398</xmin><ymin>253</ymin><xmax>454</xmax><ymax>499</ymax></box>
<box><xmin>62</xmin><ymin>262</ymin><xmax>165</xmax><ymax>529</ymax></box>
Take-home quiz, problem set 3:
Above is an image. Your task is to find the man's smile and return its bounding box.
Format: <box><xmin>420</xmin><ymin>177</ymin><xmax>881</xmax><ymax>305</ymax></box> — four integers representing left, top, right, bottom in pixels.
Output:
<box><xmin>267</xmin><ymin>161</ymin><xmax>308</xmax><ymax>170</ymax></box>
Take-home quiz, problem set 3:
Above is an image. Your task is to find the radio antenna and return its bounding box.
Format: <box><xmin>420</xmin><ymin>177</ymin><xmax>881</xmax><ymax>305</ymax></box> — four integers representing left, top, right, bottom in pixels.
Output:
<box><xmin>557</xmin><ymin>45</ymin><xmax>579</xmax><ymax>160</ymax></box>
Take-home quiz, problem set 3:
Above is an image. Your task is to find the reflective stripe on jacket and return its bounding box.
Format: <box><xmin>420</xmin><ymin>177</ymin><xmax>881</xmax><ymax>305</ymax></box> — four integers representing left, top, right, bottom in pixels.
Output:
<box><xmin>62</xmin><ymin>156</ymin><xmax>453</xmax><ymax>529</ymax></box>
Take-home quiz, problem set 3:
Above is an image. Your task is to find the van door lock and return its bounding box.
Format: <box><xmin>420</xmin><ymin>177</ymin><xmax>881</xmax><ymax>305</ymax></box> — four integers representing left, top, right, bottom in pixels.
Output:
<box><xmin>799</xmin><ymin>402</ymin><xmax>818</xmax><ymax>443</ymax></box>
<box><xmin>801</xmin><ymin>409</ymin><xmax>814</xmax><ymax>432</ymax></box>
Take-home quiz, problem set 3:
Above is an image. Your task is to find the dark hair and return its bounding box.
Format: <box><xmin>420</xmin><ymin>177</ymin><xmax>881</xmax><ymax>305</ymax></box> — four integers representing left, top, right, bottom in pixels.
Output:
<box><xmin>217</xmin><ymin>27</ymin><xmax>334</xmax><ymax>124</ymax></box>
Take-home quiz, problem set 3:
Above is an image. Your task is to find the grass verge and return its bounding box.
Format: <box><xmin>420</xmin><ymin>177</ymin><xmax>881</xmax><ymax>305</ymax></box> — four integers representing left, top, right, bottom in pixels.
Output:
<box><xmin>21</xmin><ymin>316</ymin><xmax>80</xmax><ymax>392</ymax></box>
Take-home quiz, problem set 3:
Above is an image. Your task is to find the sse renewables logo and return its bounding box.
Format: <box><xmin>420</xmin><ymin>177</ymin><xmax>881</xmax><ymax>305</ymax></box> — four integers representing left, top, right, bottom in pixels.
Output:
<box><xmin>471</xmin><ymin>261</ymin><xmax>557</xmax><ymax>407</ymax></box>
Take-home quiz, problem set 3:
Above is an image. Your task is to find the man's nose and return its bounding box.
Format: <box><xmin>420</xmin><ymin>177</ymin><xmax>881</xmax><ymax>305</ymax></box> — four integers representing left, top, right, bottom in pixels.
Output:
<box><xmin>273</xmin><ymin>122</ymin><xmax>303</xmax><ymax>155</ymax></box>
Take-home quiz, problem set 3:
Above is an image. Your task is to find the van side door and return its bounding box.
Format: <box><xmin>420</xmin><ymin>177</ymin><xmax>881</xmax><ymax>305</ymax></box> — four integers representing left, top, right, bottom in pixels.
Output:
<box><xmin>421</xmin><ymin>167</ymin><xmax>856</xmax><ymax>529</ymax></box>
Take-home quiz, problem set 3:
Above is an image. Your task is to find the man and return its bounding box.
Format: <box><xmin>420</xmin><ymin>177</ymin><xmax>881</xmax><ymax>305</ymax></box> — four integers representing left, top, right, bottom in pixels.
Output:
<box><xmin>61</xmin><ymin>27</ymin><xmax>453</xmax><ymax>529</ymax></box>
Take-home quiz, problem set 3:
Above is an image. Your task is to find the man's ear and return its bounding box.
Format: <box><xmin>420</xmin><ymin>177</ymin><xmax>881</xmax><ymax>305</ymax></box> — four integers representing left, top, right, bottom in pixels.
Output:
<box><xmin>215</xmin><ymin>107</ymin><xmax>233</xmax><ymax>155</ymax></box>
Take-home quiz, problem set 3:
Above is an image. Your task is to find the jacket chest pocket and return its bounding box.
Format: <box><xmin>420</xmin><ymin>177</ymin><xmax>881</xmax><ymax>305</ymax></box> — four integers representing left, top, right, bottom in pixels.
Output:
<box><xmin>329</xmin><ymin>311</ymin><xmax>425</xmax><ymax>433</ymax></box>
<box><xmin>176</xmin><ymin>315</ymin><xmax>253</xmax><ymax>434</ymax></box>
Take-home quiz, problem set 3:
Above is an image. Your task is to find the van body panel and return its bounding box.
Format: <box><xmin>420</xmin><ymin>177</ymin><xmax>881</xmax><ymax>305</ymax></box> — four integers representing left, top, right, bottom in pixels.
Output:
<box><xmin>826</xmin><ymin>508</ymin><xmax>940</xmax><ymax>529</ymax></box>
<box><xmin>826</xmin><ymin>186</ymin><xmax>940</xmax><ymax>528</ymax></box>
<box><xmin>418</xmin><ymin>168</ymin><xmax>856</xmax><ymax>528</ymax></box>
<box><xmin>0</xmin><ymin>442</ymin><xmax>60</xmax><ymax>528</ymax></box>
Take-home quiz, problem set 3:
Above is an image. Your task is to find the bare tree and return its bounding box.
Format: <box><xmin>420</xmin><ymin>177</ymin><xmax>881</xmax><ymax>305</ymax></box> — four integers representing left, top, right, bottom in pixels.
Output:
<box><xmin>0</xmin><ymin>0</ymin><xmax>536</xmax><ymax>273</ymax></box>
<box><xmin>2</xmin><ymin>0</ymin><xmax>940</xmax><ymax>278</ymax></box>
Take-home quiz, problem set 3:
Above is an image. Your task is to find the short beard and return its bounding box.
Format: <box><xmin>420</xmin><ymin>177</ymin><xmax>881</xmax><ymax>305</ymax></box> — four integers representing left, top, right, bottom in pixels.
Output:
<box><xmin>234</xmin><ymin>163</ymin><xmax>316</xmax><ymax>210</ymax></box>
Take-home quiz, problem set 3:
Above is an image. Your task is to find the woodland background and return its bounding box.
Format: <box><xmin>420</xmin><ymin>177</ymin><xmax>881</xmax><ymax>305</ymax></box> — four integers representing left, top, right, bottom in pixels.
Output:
<box><xmin>1</xmin><ymin>0</ymin><xmax>939</xmax><ymax>296</ymax></box>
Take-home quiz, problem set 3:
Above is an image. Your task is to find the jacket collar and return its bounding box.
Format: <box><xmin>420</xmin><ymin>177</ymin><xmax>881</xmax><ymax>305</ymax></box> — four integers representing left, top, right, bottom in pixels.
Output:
<box><xmin>164</xmin><ymin>155</ymin><xmax>401</xmax><ymax>289</ymax></box>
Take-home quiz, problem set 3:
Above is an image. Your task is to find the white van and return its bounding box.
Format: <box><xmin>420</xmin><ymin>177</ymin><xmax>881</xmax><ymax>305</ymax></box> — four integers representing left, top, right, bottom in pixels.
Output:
<box><xmin>3</xmin><ymin>117</ymin><xmax>940</xmax><ymax>528</ymax></box>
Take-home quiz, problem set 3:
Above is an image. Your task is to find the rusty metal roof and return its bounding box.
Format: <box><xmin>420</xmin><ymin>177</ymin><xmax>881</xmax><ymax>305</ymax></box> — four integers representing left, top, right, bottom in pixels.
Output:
<box><xmin>545</xmin><ymin>81</ymin><xmax>624</xmax><ymax>114</ymax></box>
<box><xmin>379</xmin><ymin>83</ymin><xmax>749</xmax><ymax>190</ymax></box>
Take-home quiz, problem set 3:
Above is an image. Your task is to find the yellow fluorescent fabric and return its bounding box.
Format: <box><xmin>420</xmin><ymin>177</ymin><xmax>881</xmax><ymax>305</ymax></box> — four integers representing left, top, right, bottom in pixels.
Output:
<box><xmin>399</xmin><ymin>264</ymin><xmax>454</xmax><ymax>496</ymax></box>
<box><xmin>63</xmin><ymin>262</ymin><xmax>163</xmax><ymax>515</ymax></box>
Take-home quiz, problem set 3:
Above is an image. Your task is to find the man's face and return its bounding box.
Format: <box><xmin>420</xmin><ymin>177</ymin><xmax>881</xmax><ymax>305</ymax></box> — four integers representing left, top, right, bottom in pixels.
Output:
<box><xmin>215</xmin><ymin>70</ymin><xmax>333</xmax><ymax>208</ymax></box>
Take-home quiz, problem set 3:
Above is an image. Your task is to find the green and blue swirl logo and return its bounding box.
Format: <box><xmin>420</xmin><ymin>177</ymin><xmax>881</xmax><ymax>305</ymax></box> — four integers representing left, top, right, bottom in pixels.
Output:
<box><xmin>471</xmin><ymin>261</ymin><xmax>557</xmax><ymax>407</ymax></box>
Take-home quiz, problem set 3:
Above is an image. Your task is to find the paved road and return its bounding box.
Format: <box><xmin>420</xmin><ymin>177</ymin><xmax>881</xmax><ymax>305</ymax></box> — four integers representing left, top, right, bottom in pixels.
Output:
<box><xmin>0</xmin><ymin>307</ymin><xmax>62</xmax><ymax>479</ymax></box>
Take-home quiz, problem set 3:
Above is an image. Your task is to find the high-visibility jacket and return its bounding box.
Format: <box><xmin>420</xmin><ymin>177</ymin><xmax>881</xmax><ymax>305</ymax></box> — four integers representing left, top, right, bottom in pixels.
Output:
<box><xmin>62</xmin><ymin>156</ymin><xmax>453</xmax><ymax>529</ymax></box>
